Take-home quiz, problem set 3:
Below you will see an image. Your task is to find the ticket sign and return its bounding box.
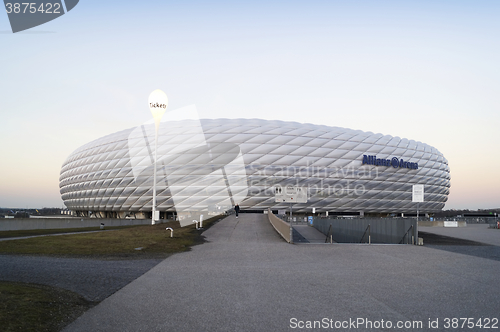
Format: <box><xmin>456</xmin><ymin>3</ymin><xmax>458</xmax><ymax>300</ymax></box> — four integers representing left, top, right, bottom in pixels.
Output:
<box><xmin>275</xmin><ymin>185</ymin><xmax>307</xmax><ymax>203</ymax></box>
<box><xmin>412</xmin><ymin>185</ymin><xmax>424</xmax><ymax>203</ymax></box>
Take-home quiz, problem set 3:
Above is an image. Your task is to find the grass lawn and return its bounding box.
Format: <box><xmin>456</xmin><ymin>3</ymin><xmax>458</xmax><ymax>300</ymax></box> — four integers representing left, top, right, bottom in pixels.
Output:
<box><xmin>0</xmin><ymin>215</ymin><xmax>225</xmax><ymax>258</ymax></box>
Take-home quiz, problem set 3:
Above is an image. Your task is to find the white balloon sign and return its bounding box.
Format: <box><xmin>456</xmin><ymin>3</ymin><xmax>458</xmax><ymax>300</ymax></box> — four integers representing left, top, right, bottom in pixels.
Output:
<box><xmin>148</xmin><ymin>89</ymin><xmax>168</xmax><ymax>128</ymax></box>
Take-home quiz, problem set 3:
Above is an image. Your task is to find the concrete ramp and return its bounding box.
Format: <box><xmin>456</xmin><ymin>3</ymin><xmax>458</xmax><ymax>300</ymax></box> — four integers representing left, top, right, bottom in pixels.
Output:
<box><xmin>204</xmin><ymin>213</ymin><xmax>287</xmax><ymax>244</ymax></box>
<box><xmin>293</xmin><ymin>224</ymin><xmax>330</xmax><ymax>243</ymax></box>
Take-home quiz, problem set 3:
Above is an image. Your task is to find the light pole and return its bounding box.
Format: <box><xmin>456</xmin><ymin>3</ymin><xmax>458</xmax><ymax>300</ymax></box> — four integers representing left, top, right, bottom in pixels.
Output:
<box><xmin>148</xmin><ymin>89</ymin><xmax>168</xmax><ymax>225</ymax></box>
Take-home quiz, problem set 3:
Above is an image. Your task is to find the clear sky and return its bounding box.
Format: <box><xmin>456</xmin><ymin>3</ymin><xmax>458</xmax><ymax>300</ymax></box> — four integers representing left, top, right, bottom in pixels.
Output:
<box><xmin>1</xmin><ymin>0</ymin><xmax>499</xmax><ymax>209</ymax></box>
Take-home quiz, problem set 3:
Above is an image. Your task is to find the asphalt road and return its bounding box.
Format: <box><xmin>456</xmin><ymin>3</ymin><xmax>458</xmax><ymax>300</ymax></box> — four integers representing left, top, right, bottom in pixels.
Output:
<box><xmin>63</xmin><ymin>214</ymin><xmax>500</xmax><ymax>332</ymax></box>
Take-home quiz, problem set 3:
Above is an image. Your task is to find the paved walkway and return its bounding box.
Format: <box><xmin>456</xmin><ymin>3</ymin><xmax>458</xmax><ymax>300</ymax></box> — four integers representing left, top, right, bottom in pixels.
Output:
<box><xmin>419</xmin><ymin>223</ymin><xmax>500</xmax><ymax>262</ymax></box>
<box><xmin>0</xmin><ymin>255</ymin><xmax>163</xmax><ymax>302</ymax></box>
<box><xmin>65</xmin><ymin>214</ymin><xmax>500</xmax><ymax>332</ymax></box>
<box><xmin>420</xmin><ymin>223</ymin><xmax>500</xmax><ymax>246</ymax></box>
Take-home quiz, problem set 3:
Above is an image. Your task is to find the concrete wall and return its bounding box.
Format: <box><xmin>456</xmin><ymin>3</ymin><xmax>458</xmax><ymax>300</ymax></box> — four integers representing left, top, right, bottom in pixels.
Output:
<box><xmin>313</xmin><ymin>217</ymin><xmax>417</xmax><ymax>244</ymax></box>
<box><xmin>267</xmin><ymin>209</ymin><xmax>291</xmax><ymax>243</ymax></box>
<box><xmin>0</xmin><ymin>218</ymin><xmax>154</xmax><ymax>231</ymax></box>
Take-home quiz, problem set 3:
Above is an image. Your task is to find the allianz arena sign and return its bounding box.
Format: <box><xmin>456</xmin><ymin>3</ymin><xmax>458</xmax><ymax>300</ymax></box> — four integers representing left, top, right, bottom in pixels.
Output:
<box><xmin>362</xmin><ymin>155</ymin><xmax>419</xmax><ymax>170</ymax></box>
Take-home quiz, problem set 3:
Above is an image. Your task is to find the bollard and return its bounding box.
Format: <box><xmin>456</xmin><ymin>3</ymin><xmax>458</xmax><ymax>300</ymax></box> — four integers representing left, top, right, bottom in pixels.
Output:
<box><xmin>200</xmin><ymin>215</ymin><xmax>203</xmax><ymax>228</ymax></box>
<box><xmin>165</xmin><ymin>227</ymin><xmax>173</xmax><ymax>237</ymax></box>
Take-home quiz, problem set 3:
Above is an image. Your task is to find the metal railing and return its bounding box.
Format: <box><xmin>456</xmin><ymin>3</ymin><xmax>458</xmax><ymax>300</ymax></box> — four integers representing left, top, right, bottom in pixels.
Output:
<box><xmin>324</xmin><ymin>224</ymin><xmax>333</xmax><ymax>244</ymax></box>
<box><xmin>313</xmin><ymin>217</ymin><xmax>417</xmax><ymax>244</ymax></box>
<box><xmin>399</xmin><ymin>225</ymin><xmax>414</xmax><ymax>244</ymax></box>
<box><xmin>360</xmin><ymin>224</ymin><xmax>371</xmax><ymax>244</ymax></box>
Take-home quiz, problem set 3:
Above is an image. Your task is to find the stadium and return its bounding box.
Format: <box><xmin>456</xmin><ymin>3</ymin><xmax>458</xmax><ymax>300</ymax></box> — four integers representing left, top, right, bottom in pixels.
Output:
<box><xmin>59</xmin><ymin>116</ymin><xmax>450</xmax><ymax>219</ymax></box>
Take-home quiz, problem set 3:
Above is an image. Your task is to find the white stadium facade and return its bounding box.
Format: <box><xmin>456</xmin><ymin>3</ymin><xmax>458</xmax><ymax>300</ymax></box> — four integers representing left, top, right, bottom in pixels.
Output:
<box><xmin>59</xmin><ymin>118</ymin><xmax>450</xmax><ymax>219</ymax></box>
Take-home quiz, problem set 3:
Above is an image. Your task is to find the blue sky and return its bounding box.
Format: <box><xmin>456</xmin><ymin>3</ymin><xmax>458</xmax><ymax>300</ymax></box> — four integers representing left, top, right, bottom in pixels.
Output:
<box><xmin>1</xmin><ymin>0</ymin><xmax>499</xmax><ymax>209</ymax></box>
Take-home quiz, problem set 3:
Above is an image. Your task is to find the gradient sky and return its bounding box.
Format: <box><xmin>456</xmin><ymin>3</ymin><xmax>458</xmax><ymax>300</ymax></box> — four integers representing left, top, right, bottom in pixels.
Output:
<box><xmin>1</xmin><ymin>0</ymin><xmax>499</xmax><ymax>209</ymax></box>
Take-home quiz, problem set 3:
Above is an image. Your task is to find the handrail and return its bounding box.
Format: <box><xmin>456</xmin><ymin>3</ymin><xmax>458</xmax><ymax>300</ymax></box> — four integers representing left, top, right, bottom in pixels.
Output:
<box><xmin>324</xmin><ymin>224</ymin><xmax>333</xmax><ymax>243</ymax></box>
<box><xmin>360</xmin><ymin>224</ymin><xmax>371</xmax><ymax>244</ymax></box>
<box><xmin>399</xmin><ymin>225</ymin><xmax>414</xmax><ymax>244</ymax></box>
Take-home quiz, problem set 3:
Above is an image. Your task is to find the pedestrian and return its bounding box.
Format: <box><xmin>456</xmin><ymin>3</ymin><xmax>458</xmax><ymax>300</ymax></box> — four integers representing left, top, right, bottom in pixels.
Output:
<box><xmin>235</xmin><ymin>204</ymin><xmax>240</xmax><ymax>218</ymax></box>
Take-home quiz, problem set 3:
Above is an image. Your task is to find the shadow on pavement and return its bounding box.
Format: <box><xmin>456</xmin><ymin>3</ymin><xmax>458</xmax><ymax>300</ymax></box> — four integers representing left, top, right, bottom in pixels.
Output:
<box><xmin>420</xmin><ymin>231</ymin><xmax>500</xmax><ymax>262</ymax></box>
<box><xmin>292</xmin><ymin>228</ymin><xmax>309</xmax><ymax>243</ymax></box>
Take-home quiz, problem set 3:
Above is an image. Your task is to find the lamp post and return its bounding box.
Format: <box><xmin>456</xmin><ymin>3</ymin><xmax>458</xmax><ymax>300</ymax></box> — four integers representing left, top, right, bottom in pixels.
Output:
<box><xmin>148</xmin><ymin>89</ymin><xmax>168</xmax><ymax>225</ymax></box>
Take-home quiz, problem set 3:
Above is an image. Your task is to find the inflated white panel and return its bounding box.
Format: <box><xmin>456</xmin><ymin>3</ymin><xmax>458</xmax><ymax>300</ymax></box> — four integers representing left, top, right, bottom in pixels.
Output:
<box><xmin>60</xmin><ymin>119</ymin><xmax>450</xmax><ymax>213</ymax></box>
